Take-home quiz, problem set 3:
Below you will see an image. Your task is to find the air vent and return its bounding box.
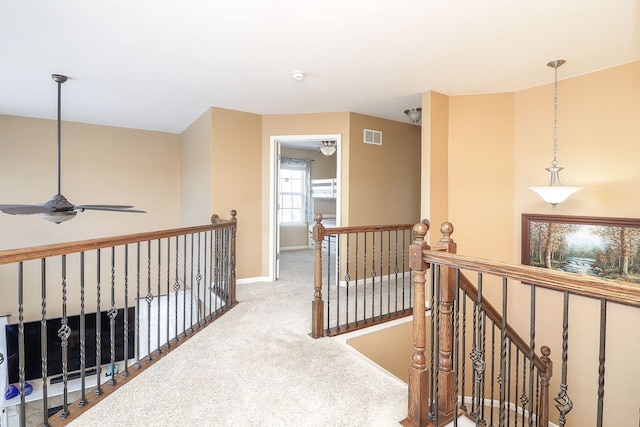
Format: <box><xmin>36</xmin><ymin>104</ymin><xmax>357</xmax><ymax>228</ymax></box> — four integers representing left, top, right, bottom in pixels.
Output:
<box><xmin>363</xmin><ymin>129</ymin><xmax>382</xmax><ymax>146</ymax></box>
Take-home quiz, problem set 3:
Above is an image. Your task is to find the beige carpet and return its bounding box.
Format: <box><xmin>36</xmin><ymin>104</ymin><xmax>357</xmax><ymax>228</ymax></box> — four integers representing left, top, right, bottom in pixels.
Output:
<box><xmin>67</xmin><ymin>249</ymin><xmax>408</xmax><ymax>427</ymax></box>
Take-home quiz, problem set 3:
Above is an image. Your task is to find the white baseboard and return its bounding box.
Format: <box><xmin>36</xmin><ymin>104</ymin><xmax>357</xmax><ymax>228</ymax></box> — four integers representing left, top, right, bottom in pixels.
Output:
<box><xmin>236</xmin><ymin>276</ymin><xmax>271</xmax><ymax>284</ymax></box>
<box><xmin>280</xmin><ymin>246</ymin><xmax>311</xmax><ymax>251</ymax></box>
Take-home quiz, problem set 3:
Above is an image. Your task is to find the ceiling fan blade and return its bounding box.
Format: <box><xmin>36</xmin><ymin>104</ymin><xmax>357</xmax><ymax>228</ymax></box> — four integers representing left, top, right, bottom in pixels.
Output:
<box><xmin>76</xmin><ymin>204</ymin><xmax>135</xmax><ymax>209</ymax></box>
<box><xmin>76</xmin><ymin>205</ymin><xmax>146</xmax><ymax>213</ymax></box>
<box><xmin>0</xmin><ymin>204</ymin><xmax>55</xmax><ymax>215</ymax></box>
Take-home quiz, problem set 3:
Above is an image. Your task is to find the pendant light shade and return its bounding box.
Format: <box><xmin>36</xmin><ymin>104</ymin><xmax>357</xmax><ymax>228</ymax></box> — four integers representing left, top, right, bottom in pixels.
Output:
<box><xmin>404</xmin><ymin>107</ymin><xmax>422</xmax><ymax>124</ymax></box>
<box><xmin>529</xmin><ymin>60</ymin><xmax>581</xmax><ymax>207</ymax></box>
<box><xmin>320</xmin><ymin>140</ymin><xmax>336</xmax><ymax>156</ymax></box>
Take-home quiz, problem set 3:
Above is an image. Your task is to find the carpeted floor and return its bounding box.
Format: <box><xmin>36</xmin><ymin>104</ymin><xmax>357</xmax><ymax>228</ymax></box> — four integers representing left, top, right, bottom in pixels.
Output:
<box><xmin>66</xmin><ymin>249</ymin><xmax>408</xmax><ymax>427</ymax></box>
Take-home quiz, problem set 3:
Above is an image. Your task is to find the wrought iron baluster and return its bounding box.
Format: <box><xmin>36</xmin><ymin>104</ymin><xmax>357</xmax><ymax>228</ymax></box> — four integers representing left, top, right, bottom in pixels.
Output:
<box><xmin>520</xmin><ymin>349</ymin><xmax>528</xmax><ymax>427</ymax></box>
<box><xmin>108</xmin><ymin>247</ymin><xmax>118</xmax><ymax>386</ymax></box>
<box><xmin>123</xmin><ymin>245</ymin><xmax>130</xmax><ymax>378</ymax></box>
<box><xmin>182</xmin><ymin>235</ymin><xmax>187</xmax><ymax>337</ymax></box>
<box><xmin>394</xmin><ymin>230</ymin><xmax>399</xmax><ymax>313</ymax></box>
<box><xmin>189</xmin><ymin>234</ymin><xmax>194</xmax><ymax>332</ymax></box>
<box><xmin>335</xmin><ymin>232</ymin><xmax>342</xmax><ymax>330</ymax></box>
<box><xmin>325</xmin><ymin>232</ymin><xmax>331</xmax><ymax>332</ymax></box>
<box><xmin>156</xmin><ymin>239</ymin><xmax>162</xmax><ymax>353</ymax></box>
<box><xmin>79</xmin><ymin>252</ymin><xmax>88</xmax><ymax>405</ymax></box>
<box><xmin>470</xmin><ymin>273</ymin><xmax>486</xmax><ymax>420</ymax></box>
<box><xmin>379</xmin><ymin>230</ymin><xmax>383</xmax><ymax>319</ymax></box>
<box><xmin>528</xmin><ymin>285</ymin><xmax>536</xmax><ymax>427</ymax></box>
<box><xmin>135</xmin><ymin>242</ymin><xmax>141</xmax><ymax>369</ymax></box>
<box><xmin>498</xmin><ymin>278</ymin><xmax>508</xmax><ymax>427</ymax></box>
<box><xmin>554</xmin><ymin>291</ymin><xmax>573</xmax><ymax>426</ymax></box>
<box><xmin>515</xmin><ymin>348</ymin><xmax>520</xmax><ymax>427</ymax></box>
<box><xmin>95</xmin><ymin>250</ymin><xmax>103</xmax><ymax>396</ymax></box>
<box><xmin>174</xmin><ymin>236</ymin><xmax>180</xmax><ymax>343</ymax></box>
<box><xmin>40</xmin><ymin>259</ymin><xmax>52</xmax><ymax>425</ymax></box>
<box><xmin>196</xmin><ymin>233</ymin><xmax>202</xmax><ymax>328</ymax></box>
<box><xmin>214</xmin><ymin>229</ymin><xmax>221</xmax><ymax>311</ymax></box>
<box><xmin>17</xmin><ymin>263</ymin><xmax>26</xmax><ymax>427</ymax></box>
<box><xmin>166</xmin><ymin>237</ymin><xmax>171</xmax><ymax>348</ymax></box>
<box><xmin>507</xmin><ymin>342</ymin><xmax>512</xmax><ymax>426</ymax></box>
<box><xmin>363</xmin><ymin>232</ymin><xmax>367</xmax><ymax>322</ymax></box>
<box><xmin>59</xmin><ymin>255</ymin><xmax>71</xmax><ymax>418</ymax></box>
<box><xmin>470</xmin><ymin>278</ymin><xmax>479</xmax><ymax>417</ymax></box>
<box><xmin>596</xmin><ymin>299</ymin><xmax>607</xmax><ymax>427</ymax></box>
<box><xmin>460</xmin><ymin>288</ymin><xmax>468</xmax><ymax>412</ymax></box>
<box><xmin>207</xmin><ymin>230</ymin><xmax>213</xmax><ymax>320</ymax></box>
<box><xmin>145</xmin><ymin>241</ymin><xmax>153</xmax><ymax>362</ymax></box>
<box><xmin>490</xmin><ymin>320</ymin><xmax>496</xmax><ymax>427</ymax></box>
<box><xmin>480</xmin><ymin>312</ymin><xmax>487</xmax><ymax>424</ymax></box>
<box><xmin>355</xmin><ymin>234</ymin><xmax>359</xmax><ymax>325</ymax></box>
<box><xmin>371</xmin><ymin>231</ymin><xmax>376</xmax><ymax>319</ymax></box>
<box><xmin>344</xmin><ymin>234</ymin><xmax>351</xmax><ymax>326</ymax></box>
<box><xmin>330</xmin><ymin>231</ymin><xmax>338</xmax><ymax>331</ymax></box>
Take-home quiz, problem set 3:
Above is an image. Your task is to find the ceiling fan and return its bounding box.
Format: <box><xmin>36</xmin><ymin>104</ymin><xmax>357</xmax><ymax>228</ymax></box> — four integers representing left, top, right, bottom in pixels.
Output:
<box><xmin>0</xmin><ymin>74</ymin><xmax>145</xmax><ymax>224</ymax></box>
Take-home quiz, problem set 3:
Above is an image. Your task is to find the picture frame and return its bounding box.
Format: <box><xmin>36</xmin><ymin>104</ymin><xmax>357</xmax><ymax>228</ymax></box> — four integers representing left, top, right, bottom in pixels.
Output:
<box><xmin>521</xmin><ymin>213</ymin><xmax>640</xmax><ymax>284</ymax></box>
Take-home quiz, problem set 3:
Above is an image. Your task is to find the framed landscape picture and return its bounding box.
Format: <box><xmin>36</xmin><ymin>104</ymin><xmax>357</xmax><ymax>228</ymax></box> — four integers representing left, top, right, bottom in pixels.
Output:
<box><xmin>521</xmin><ymin>213</ymin><xmax>640</xmax><ymax>284</ymax></box>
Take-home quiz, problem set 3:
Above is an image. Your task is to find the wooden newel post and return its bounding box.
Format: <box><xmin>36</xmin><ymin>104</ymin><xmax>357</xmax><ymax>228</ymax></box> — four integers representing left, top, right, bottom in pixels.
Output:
<box><xmin>403</xmin><ymin>220</ymin><xmax>431</xmax><ymax>427</ymax></box>
<box><xmin>311</xmin><ymin>214</ymin><xmax>325</xmax><ymax>338</ymax></box>
<box><xmin>435</xmin><ymin>222</ymin><xmax>457</xmax><ymax>422</ymax></box>
<box><xmin>539</xmin><ymin>346</ymin><xmax>552</xmax><ymax>427</ymax></box>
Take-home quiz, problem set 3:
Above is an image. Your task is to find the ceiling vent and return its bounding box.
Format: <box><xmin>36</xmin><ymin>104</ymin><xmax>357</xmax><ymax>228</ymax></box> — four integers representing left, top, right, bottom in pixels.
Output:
<box><xmin>363</xmin><ymin>129</ymin><xmax>382</xmax><ymax>146</ymax></box>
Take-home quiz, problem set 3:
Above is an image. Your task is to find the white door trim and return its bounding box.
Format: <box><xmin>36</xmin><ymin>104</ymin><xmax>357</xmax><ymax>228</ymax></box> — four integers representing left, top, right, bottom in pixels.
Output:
<box><xmin>268</xmin><ymin>134</ymin><xmax>341</xmax><ymax>281</ymax></box>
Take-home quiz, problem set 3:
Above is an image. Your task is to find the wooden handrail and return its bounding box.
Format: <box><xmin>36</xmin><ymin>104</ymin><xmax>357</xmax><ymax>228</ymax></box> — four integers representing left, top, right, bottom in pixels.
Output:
<box><xmin>422</xmin><ymin>250</ymin><xmax>640</xmax><ymax>308</ymax></box>
<box><xmin>0</xmin><ymin>211</ymin><xmax>237</xmax><ymax>266</ymax></box>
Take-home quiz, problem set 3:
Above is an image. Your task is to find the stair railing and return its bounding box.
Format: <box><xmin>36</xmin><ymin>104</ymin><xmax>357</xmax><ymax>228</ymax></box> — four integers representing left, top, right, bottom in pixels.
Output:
<box><xmin>405</xmin><ymin>220</ymin><xmax>640</xmax><ymax>427</ymax></box>
<box><xmin>311</xmin><ymin>214</ymin><xmax>423</xmax><ymax>338</ymax></box>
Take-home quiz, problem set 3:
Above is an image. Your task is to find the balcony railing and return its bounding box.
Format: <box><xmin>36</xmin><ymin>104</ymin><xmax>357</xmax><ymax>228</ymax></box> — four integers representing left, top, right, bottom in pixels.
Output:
<box><xmin>311</xmin><ymin>214</ymin><xmax>424</xmax><ymax>338</ymax></box>
<box><xmin>0</xmin><ymin>211</ymin><xmax>237</xmax><ymax>427</ymax></box>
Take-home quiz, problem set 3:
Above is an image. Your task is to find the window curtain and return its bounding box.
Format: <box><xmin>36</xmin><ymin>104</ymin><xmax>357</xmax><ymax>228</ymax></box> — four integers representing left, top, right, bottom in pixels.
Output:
<box><xmin>280</xmin><ymin>157</ymin><xmax>313</xmax><ymax>224</ymax></box>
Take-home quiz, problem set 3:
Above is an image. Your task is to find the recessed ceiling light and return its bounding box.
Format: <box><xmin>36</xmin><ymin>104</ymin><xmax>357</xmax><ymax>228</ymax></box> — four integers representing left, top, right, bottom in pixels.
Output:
<box><xmin>291</xmin><ymin>71</ymin><xmax>305</xmax><ymax>81</ymax></box>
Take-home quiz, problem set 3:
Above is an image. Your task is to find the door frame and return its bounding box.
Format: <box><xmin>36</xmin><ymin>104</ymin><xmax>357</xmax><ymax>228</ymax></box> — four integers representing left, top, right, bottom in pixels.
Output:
<box><xmin>268</xmin><ymin>134</ymin><xmax>342</xmax><ymax>281</ymax></box>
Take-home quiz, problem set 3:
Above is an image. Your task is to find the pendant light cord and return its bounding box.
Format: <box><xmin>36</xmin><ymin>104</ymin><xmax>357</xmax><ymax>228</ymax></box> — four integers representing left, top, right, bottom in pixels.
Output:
<box><xmin>57</xmin><ymin>79</ymin><xmax>62</xmax><ymax>195</ymax></box>
<box><xmin>552</xmin><ymin>62</ymin><xmax>558</xmax><ymax>167</ymax></box>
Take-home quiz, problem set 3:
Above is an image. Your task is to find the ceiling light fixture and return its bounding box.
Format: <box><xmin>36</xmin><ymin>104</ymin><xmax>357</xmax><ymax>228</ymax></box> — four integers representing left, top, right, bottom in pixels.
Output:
<box><xmin>529</xmin><ymin>59</ymin><xmax>581</xmax><ymax>208</ymax></box>
<box><xmin>320</xmin><ymin>140</ymin><xmax>336</xmax><ymax>156</ymax></box>
<box><xmin>404</xmin><ymin>107</ymin><xmax>422</xmax><ymax>124</ymax></box>
<box><xmin>291</xmin><ymin>71</ymin><xmax>305</xmax><ymax>81</ymax></box>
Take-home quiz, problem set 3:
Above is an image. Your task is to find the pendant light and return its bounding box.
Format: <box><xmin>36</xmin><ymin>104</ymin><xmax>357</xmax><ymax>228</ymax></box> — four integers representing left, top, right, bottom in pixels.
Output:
<box><xmin>320</xmin><ymin>140</ymin><xmax>336</xmax><ymax>156</ymax></box>
<box><xmin>404</xmin><ymin>107</ymin><xmax>422</xmax><ymax>124</ymax></box>
<box><xmin>529</xmin><ymin>59</ymin><xmax>581</xmax><ymax>207</ymax></box>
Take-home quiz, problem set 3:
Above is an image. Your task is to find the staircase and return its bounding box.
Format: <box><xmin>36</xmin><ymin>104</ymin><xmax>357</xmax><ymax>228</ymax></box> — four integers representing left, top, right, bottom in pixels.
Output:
<box><xmin>403</xmin><ymin>220</ymin><xmax>640</xmax><ymax>427</ymax></box>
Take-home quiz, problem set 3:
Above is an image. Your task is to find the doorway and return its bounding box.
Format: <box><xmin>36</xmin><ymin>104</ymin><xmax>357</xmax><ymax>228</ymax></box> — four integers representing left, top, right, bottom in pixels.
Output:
<box><xmin>268</xmin><ymin>134</ymin><xmax>341</xmax><ymax>281</ymax></box>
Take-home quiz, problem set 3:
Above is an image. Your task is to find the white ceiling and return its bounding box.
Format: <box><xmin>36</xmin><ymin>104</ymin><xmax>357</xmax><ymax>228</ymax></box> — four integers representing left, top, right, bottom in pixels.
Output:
<box><xmin>1</xmin><ymin>1</ymin><xmax>639</xmax><ymax>134</ymax></box>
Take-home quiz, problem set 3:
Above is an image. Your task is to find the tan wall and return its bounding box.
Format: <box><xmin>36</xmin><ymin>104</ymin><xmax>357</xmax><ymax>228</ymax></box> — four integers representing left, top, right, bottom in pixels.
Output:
<box><xmin>426</xmin><ymin>61</ymin><xmax>640</xmax><ymax>426</ymax></box>
<box><xmin>511</xmin><ymin>61</ymin><xmax>640</xmax><ymax>426</ymax></box>
<box><xmin>348</xmin><ymin>113</ymin><xmax>421</xmax><ymax>225</ymax></box>
<box><xmin>211</xmin><ymin>107</ymin><xmax>263</xmax><ymax>279</ymax></box>
<box><xmin>347</xmin><ymin>319</ymin><xmax>419</xmax><ymax>383</ymax></box>
<box><xmin>0</xmin><ymin>115</ymin><xmax>180</xmax><ymax>248</ymax></box>
<box><xmin>422</xmin><ymin>91</ymin><xmax>450</xmax><ymax>237</ymax></box>
<box><xmin>180</xmin><ymin>109</ymin><xmax>212</xmax><ymax>226</ymax></box>
<box><xmin>0</xmin><ymin>114</ymin><xmax>181</xmax><ymax>319</ymax></box>
<box><xmin>261</xmin><ymin>113</ymin><xmax>350</xmax><ymax>275</ymax></box>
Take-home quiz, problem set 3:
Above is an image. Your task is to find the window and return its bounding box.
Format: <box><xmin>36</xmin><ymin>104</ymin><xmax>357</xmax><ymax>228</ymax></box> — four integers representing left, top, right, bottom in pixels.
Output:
<box><xmin>279</xmin><ymin>168</ymin><xmax>306</xmax><ymax>224</ymax></box>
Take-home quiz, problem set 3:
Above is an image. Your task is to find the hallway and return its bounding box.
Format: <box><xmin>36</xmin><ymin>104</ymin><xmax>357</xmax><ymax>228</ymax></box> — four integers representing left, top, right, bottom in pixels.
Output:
<box><xmin>66</xmin><ymin>250</ymin><xmax>408</xmax><ymax>426</ymax></box>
